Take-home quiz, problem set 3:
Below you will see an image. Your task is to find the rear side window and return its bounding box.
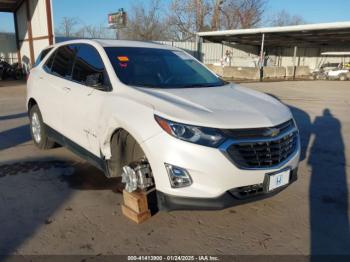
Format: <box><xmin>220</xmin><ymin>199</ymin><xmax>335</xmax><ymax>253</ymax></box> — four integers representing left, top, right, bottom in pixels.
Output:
<box><xmin>72</xmin><ymin>44</ymin><xmax>109</xmax><ymax>87</ymax></box>
<box><xmin>34</xmin><ymin>47</ymin><xmax>53</xmax><ymax>67</ymax></box>
<box><xmin>51</xmin><ymin>45</ymin><xmax>76</xmax><ymax>78</ymax></box>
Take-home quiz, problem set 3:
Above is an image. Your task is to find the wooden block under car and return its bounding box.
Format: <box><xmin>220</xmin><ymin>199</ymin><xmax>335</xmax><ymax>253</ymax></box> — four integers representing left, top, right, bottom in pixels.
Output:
<box><xmin>122</xmin><ymin>190</ymin><xmax>149</xmax><ymax>213</ymax></box>
<box><xmin>121</xmin><ymin>204</ymin><xmax>151</xmax><ymax>224</ymax></box>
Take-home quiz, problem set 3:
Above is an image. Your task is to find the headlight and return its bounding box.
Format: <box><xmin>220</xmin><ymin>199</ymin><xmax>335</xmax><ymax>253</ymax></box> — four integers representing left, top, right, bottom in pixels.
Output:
<box><xmin>155</xmin><ymin>115</ymin><xmax>226</xmax><ymax>147</ymax></box>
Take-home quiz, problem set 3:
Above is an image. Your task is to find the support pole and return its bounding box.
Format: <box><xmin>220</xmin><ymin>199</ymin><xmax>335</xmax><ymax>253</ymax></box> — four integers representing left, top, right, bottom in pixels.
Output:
<box><xmin>115</xmin><ymin>28</ymin><xmax>119</xmax><ymax>40</ymax></box>
<box><xmin>45</xmin><ymin>0</ymin><xmax>54</xmax><ymax>45</ymax></box>
<box><xmin>221</xmin><ymin>41</ymin><xmax>224</xmax><ymax>64</ymax></box>
<box><xmin>196</xmin><ymin>35</ymin><xmax>203</xmax><ymax>62</ymax></box>
<box><xmin>293</xmin><ymin>45</ymin><xmax>298</xmax><ymax>80</ymax></box>
<box><xmin>25</xmin><ymin>0</ymin><xmax>35</xmax><ymax>66</ymax></box>
<box><xmin>259</xmin><ymin>33</ymin><xmax>265</xmax><ymax>81</ymax></box>
<box><xmin>13</xmin><ymin>12</ymin><xmax>21</xmax><ymax>67</ymax></box>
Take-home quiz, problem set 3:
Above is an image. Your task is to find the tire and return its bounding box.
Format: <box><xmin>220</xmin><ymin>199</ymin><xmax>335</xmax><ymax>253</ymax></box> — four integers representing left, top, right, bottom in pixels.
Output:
<box><xmin>107</xmin><ymin>130</ymin><xmax>145</xmax><ymax>177</ymax></box>
<box><xmin>339</xmin><ymin>74</ymin><xmax>347</xmax><ymax>81</ymax></box>
<box><xmin>29</xmin><ymin>105</ymin><xmax>55</xmax><ymax>150</ymax></box>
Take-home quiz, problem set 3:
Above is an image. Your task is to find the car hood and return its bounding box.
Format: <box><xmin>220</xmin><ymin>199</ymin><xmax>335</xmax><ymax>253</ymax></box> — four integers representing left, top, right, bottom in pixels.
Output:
<box><xmin>132</xmin><ymin>83</ymin><xmax>292</xmax><ymax>129</ymax></box>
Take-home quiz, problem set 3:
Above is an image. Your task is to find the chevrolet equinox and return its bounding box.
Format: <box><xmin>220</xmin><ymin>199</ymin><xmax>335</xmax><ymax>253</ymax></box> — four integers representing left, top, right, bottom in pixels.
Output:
<box><xmin>27</xmin><ymin>40</ymin><xmax>300</xmax><ymax>210</ymax></box>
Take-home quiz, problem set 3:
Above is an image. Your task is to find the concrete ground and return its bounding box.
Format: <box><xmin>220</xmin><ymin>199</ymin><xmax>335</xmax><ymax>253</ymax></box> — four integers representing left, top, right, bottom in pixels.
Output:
<box><xmin>0</xmin><ymin>80</ymin><xmax>349</xmax><ymax>256</ymax></box>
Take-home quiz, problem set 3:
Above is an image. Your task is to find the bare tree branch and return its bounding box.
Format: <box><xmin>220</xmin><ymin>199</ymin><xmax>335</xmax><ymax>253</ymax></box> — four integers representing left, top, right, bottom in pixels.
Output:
<box><xmin>168</xmin><ymin>0</ymin><xmax>266</xmax><ymax>40</ymax></box>
<box><xmin>56</xmin><ymin>17</ymin><xmax>79</xmax><ymax>37</ymax></box>
<box><xmin>220</xmin><ymin>0</ymin><xmax>265</xmax><ymax>29</ymax></box>
<box><xmin>122</xmin><ymin>0</ymin><xmax>169</xmax><ymax>41</ymax></box>
<box><xmin>270</xmin><ymin>10</ymin><xmax>306</xmax><ymax>26</ymax></box>
<box><xmin>169</xmin><ymin>0</ymin><xmax>212</xmax><ymax>40</ymax></box>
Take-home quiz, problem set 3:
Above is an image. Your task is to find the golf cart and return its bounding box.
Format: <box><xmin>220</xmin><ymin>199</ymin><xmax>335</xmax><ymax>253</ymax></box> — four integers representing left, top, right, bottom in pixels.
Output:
<box><xmin>312</xmin><ymin>52</ymin><xmax>350</xmax><ymax>80</ymax></box>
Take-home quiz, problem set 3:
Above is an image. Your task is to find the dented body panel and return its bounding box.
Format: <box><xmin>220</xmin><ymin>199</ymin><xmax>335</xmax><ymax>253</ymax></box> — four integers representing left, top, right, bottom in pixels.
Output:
<box><xmin>27</xmin><ymin>39</ymin><xmax>300</xmax><ymax>204</ymax></box>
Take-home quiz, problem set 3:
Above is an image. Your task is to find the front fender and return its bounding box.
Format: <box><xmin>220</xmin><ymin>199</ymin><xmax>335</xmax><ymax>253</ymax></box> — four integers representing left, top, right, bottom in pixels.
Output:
<box><xmin>98</xmin><ymin>96</ymin><xmax>161</xmax><ymax>159</ymax></box>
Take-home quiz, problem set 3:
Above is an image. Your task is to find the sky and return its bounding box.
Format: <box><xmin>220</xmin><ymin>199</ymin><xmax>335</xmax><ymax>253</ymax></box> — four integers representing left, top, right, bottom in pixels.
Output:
<box><xmin>0</xmin><ymin>0</ymin><xmax>350</xmax><ymax>33</ymax></box>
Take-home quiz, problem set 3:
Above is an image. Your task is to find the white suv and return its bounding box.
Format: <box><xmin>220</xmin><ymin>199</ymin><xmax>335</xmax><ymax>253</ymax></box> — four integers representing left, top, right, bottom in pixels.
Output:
<box><xmin>27</xmin><ymin>40</ymin><xmax>300</xmax><ymax>210</ymax></box>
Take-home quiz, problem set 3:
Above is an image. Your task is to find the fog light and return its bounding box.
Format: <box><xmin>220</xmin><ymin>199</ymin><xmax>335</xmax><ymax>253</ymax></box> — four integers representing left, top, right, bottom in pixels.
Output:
<box><xmin>165</xmin><ymin>164</ymin><xmax>192</xmax><ymax>188</ymax></box>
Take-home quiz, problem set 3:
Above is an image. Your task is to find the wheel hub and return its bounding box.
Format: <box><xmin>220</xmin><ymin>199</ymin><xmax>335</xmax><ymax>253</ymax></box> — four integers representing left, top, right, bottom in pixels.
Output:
<box><xmin>31</xmin><ymin>112</ymin><xmax>41</xmax><ymax>143</ymax></box>
<box><xmin>122</xmin><ymin>162</ymin><xmax>154</xmax><ymax>192</ymax></box>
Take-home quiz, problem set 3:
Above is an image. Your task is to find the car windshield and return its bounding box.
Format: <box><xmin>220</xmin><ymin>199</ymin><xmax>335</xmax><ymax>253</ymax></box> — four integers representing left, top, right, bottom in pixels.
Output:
<box><xmin>105</xmin><ymin>47</ymin><xmax>226</xmax><ymax>88</ymax></box>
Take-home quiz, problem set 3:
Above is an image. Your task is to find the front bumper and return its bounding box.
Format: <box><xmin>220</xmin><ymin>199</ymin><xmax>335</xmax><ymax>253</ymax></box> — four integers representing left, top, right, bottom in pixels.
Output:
<box><xmin>142</xmin><ymin>130</ymin><xmax>300</xmax><ymax>199</ymax></box>
<box><xmin>157</xmin><ymin>168</ymin><xmax>298</xmax><ymax>211</ymax></box>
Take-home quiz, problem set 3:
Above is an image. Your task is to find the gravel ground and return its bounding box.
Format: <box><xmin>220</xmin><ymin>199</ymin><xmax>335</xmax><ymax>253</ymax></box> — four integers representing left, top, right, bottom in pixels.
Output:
<box><xmin>0</xmin><ymin>80</ymin><xmax>349</xmax><ymax>256</ymax></box>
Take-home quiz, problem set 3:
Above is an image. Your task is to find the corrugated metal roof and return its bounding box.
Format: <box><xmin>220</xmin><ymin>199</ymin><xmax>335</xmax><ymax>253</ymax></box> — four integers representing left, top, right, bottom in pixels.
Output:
<box><xmin>198</xmin><ymin>21</ymin><xmax>350</xmax><ymax>37</ymax></box>
<box><xmin>197</xmin><ymin>21</ymin><xmax>350</xmax><ymax>47</ymax></box>
<box><xmin>321</xmin><ymin>52</ymin><xmax>350</xmax><ymax>56</ymax></box>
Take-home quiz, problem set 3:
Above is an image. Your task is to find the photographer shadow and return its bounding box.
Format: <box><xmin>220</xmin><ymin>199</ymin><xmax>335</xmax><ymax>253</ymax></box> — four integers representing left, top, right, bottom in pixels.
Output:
<box><xmin>266</xmin><ymin>94</ymin><xmax>349</xmax><ymax>255</ymax></box>
<box><xmin>308</xmin><ymin>109</ymin><xmax>350</xmax><ymax>255</ymax></box>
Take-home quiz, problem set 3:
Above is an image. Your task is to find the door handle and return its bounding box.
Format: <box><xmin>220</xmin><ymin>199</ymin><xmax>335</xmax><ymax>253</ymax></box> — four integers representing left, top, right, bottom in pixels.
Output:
<box><xmin>62</xmin><ymin>86</ymin><xmax>71</xmax><ymax>91</ymax></box>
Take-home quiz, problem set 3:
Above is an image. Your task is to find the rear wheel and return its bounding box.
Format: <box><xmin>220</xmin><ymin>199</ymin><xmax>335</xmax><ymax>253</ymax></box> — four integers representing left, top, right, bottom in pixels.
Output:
<box><xmin>339</xmin><ymin>74</ymin><xmax>347</xmax><ymax>81</ymax></box>
<box><xmin>29</xmin><ymin>105</ymin><xmax>55</xmax><ymax>150</ymax></box>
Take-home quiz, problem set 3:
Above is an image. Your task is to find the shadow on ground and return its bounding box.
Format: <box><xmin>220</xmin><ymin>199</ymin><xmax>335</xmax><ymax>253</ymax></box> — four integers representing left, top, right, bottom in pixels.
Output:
<box><xmin>267</xmin><ymin>94</ymin><xmax>350</xmax><ymax>255</ymax></box>
<box><xmin>0</xmin><ymin>159</ymin><xmax>123</xmax><ymax>255</ymax></box>
<box><xmin>0</xmin><ymin>113</ymin><xmax>27</xmax><ymax>121</ymax></box>
<box><xmin>308</xmin><ymin>109</ymin><xmax>350</xmax><ymax>255</ymax></box>
<box><xmin>0</xmin><ymin>111</ymin><xmax>30</xmax><ymax>151</ymax></box>
<box><xmin>0</xmin><ymin>125</ymin><xmax>31</xmax><ymax>151</ymax></box>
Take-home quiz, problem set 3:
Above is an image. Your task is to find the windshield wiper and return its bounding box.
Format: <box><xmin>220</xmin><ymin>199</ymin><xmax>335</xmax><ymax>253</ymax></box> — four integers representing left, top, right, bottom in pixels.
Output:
<box><xmin>131</xmin><ymin>82</ymin><xmax>227</xmax><ymax>89</ymax></box>
<box><xmin>182</xmin><ymin>83</ymin><xmax>225</xmax><ymax>88</ymax></box>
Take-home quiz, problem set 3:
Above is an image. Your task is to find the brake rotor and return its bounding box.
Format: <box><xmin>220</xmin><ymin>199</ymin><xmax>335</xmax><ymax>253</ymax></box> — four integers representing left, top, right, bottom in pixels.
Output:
<box><xmin>121</xmin><ymin>166</ymin><xmax>138</xmax><ymax>193</ymax></box>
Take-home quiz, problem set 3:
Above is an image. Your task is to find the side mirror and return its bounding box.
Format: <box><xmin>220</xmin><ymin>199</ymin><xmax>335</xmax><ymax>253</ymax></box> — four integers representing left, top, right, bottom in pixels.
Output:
<box><xmin>86</xmin><ymin>73</ymin><xmax>111</xmax><ymax>91</ymax></box>
<box><xmin>86</xmin><ymin>73</ymin><xmax>102</xmax><ymax>87</ymax></box>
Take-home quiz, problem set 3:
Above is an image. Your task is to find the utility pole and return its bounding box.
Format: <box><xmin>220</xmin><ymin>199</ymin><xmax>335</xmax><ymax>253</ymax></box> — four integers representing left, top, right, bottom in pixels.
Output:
<box><xmin>115</xmin><ymin>28</ymin><xmax>119</xmax><ymax>40</ymax></box>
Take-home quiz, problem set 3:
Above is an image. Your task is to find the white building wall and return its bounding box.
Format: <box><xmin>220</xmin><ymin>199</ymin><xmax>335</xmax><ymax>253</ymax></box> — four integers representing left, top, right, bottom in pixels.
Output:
<box><xmin>16</xmin><ymin>3</ymin><xmax>28</xmax><ymax>41</ymax></box>
<box><xmin>156</xmin><ymin>41</ymin><xmax>350</xmax><ymax>70</ymax></box>
<box><xmin>15</xmin><ymin>0</ymin><xmax>53</xmax><ymax>71</ymax></box>
<box><xmin>156</xmin><ymin>41</ymin><xmax>259</xmax><ymax>66</ymax></box>
<box><xmin>0</xmin><ymin>33</ymin><xmax>17</xmax><ymax>64</ymax></box>
<box><xmin>268</xmin><ymin>46</ymin><xmax>350</xmax><ymax>69</ymax></box>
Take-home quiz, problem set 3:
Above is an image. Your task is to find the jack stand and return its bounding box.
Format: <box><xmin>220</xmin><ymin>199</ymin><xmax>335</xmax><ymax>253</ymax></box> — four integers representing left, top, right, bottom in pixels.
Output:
<box><xmin>121</xmin><ymin>189</ymin><xmax>152</xmax><ymax>224</ymax></box>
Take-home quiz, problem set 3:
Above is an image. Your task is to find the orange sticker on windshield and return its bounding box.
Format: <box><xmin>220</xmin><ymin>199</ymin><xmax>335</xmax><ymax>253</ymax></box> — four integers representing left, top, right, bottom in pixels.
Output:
<box><xmin>117</xmin><ymin>56</ymin><xmax>129</xmax><ymax>62</ymax></box>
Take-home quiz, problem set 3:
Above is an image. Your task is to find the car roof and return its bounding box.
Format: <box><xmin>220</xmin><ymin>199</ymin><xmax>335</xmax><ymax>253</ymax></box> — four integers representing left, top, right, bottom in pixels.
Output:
<box><xmin>52</xmin><ymin>39</ymin><xmax>179</xmax><ymax>51</ymax></box>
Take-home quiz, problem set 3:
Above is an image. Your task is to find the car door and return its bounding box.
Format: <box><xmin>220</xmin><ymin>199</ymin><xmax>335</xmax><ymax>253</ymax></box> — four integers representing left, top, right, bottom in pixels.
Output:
<box><xmin>60</xmin><ymin>43</ymin><xmax>112</xmax><ymax>157</ymax></box>
<box><xmin>36</xmin><ymin>45</ymin><xmax>76</xmax><ymax>134</ymax></box>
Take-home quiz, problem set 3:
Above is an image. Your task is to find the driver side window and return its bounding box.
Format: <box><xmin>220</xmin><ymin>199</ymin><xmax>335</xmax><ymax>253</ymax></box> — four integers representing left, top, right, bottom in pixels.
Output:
<box><xmin>72</xmin><ymin>44</ymin><xmax>111</xmax><ymax>91</ymax></box>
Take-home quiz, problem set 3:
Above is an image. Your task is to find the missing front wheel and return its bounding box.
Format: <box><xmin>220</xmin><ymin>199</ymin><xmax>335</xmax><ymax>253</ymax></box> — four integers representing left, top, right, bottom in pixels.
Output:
<box><xmin>121</xmin><ymin>159</ymin><xmax>154</xmax><ymax>193</ymax></box>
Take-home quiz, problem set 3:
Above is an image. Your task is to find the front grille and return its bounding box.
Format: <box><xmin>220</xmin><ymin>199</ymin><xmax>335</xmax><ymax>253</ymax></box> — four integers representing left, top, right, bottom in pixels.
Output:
<box><xmin>224</xmin><ymin>121</ymin><xmax>299</xmax><ymax>169</ymax></box>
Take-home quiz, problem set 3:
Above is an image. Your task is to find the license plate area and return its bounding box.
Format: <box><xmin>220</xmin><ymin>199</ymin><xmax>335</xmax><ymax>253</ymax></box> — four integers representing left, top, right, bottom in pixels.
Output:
<box><xmin>266</xmin><ymin>169</ymin><xmax>291</xmax><ymax>192</ymax></box>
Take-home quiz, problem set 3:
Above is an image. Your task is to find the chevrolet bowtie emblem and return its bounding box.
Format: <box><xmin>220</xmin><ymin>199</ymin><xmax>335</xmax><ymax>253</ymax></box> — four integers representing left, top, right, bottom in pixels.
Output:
<box><xmin>265</xmin><ymin>128</ymin><xmax>280</xmax><ymax>137</ymax></box>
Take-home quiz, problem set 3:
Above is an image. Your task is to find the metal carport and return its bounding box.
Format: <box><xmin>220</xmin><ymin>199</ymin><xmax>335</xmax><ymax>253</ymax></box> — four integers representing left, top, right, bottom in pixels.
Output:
<box><xmin>197</xmin><ymin>22</ymin><xmax>350</xmax><ymax>79</ymax></box>
<box><xmin>198</xmin><ymin>22</ymin><xmax>350</xmax><ymax>47</ymax></box>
